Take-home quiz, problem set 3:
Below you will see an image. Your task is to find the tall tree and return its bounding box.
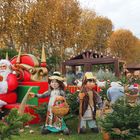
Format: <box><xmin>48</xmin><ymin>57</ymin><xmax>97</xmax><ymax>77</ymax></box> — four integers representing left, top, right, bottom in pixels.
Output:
<box><xmin>14</xmin><ymin>0</ymin><xmax>37</xmax><ymax>53</ymax></box>
<box><xmin>0</xmin><ymin>0</ymin><xmax>20</xmax><ymax>49</ymax></box>
<box><xmin>17</xmin><ymin>0</ymin><xmax>81</xmax><ymax>58</ymax></box>
<box><xmin>45</xmin><ymin>0</ymin><xmax>81</xmax><ymax>59</ymax></box>
<box><xmin>108</xmin><ymin>29</ymin><xmax>137</xmax><ymax>62</ymax></box>
<box><xmin>75</xmin><ymin>10</ymin><xmax>96</xmax><ymax>52</ymax></box>
<box><xmin>130</xmin><ymin>39</ymin><xmax>140</xmax><ymax>63</ymax></box>
<box><xmin>93</xmin><ymin>16</ymin><xmax>113</xmax><ymax>52</ymax></box>
<box><xmin>75</xmin><ymin>11</ymin><xmax>113</xmax><ymax>53</ymax></box>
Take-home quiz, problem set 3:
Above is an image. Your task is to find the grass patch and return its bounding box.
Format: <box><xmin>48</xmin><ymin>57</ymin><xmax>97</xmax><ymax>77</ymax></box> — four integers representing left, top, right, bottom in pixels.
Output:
<box><xmin>11</xmin><ymin>116</ymin><xmax>140</xmax><ymax>140</ymax></box>
<box><xmin>12</xmin><ymin>116</ymin><xmax>102</xmax><ymax>140</ymax></box>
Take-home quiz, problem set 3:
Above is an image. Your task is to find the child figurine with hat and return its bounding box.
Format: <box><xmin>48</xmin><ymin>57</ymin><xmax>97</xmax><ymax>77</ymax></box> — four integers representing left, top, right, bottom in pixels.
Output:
<box><xmin>78</xmin><ymin>72</ymin><xmax>103</xmax><ymax>134</ymax></box>
<box><xmin>29</xmin><ymin>71</ymin><xmax>70</xmax><ymax>135</ymax></box>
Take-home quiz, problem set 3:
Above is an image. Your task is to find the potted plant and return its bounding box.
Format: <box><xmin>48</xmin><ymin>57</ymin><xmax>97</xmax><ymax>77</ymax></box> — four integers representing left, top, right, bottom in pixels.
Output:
<box><xmin>125</xmin><ymin>84</ymin><xmax>139</xmax><ymax>103</ymax></box>
<box><xmin>98</xmin><ymin>98</ymin><xmax>140</xmax><ymax>140</ymax></box>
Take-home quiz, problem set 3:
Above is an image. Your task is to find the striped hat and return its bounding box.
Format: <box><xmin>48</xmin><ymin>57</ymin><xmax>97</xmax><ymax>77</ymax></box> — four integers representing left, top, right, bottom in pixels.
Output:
<box><xmin>49</xmin><ymin>71</ymin><xmax>64</xmax><ymax>82</ymax></box>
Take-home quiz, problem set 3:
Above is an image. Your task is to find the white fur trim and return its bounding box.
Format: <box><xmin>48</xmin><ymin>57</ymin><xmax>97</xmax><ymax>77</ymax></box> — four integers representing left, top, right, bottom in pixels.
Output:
<box><xmin>0</xmin><ymin>81</ymin><xmax>8</xmax><ymax>94</ymax></box>
<box><xmin>12</xmin><ymin>71</ymin><xmax>17</xmax><ymax>74</ymax></box>
<box><xmin>0</xmin><ymin>100</ymin><xmax>7</xmax><ymax>107</ymax></box>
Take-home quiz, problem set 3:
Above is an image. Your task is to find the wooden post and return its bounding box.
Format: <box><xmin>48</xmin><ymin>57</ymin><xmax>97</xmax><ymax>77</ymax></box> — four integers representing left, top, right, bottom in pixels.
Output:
<box><xmin>62</xmin><ymin>63</ymin><xmax>66</xmax><ymax>75</ymax></box>
<box><xmin>72</xmin><ymin>66</ymin><xmax>76</xmax><ymax>74</ymax></box>
<box><xmin>114</xmin><ymin>59</ymin><xmax>120</xmax><ymax>77</ymax></box>
<box><xmin>84</xmin><ymin>64</ymin><xmax>92</xmax><ymax>72</ymax></box>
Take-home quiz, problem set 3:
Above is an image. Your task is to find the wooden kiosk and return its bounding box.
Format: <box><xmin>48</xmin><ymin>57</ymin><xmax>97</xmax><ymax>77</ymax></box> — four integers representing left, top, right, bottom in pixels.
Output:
<box><xmin>62</xmin><ymin>50</ymin><xmax>124</xmax><ymax>77</ymax></box>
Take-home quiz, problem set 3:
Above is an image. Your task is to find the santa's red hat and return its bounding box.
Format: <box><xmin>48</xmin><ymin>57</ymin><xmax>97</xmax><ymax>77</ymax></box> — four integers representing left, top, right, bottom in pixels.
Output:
<box><xmin>133</xmin><ymin>83</ymin><xmax>139</xmax><ymax>88</ymax></box>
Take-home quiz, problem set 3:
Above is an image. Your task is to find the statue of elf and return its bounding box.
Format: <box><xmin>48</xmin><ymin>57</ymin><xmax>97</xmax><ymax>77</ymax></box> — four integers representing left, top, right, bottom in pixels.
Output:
<box><xmin>78</xmin><ymin>72</ymin><xmax>103</xmax><ymax>134</ymax></box>
<box><xmin>30</xmin><ymin>71</ymin><xmax>69</xmax><ymax>135</ymax></box>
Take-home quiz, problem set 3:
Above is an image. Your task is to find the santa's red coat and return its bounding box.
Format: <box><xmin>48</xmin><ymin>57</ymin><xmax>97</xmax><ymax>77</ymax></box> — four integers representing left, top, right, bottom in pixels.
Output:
<box><xmin>0</xmin><ymin>73</ymin><xmax>18</xmax><ymax>104</ymax></box>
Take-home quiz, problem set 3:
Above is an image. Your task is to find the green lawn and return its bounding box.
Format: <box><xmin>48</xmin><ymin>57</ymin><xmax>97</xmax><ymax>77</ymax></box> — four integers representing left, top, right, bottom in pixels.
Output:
<box><xmin>12</xmin><ymin>116</ymin><xmax>102</xmax><ymax>140</ymax></box>
<box><xmin>13</xmin><ymin>131</ymin><xmax>102</xmax><ymax>140</ymax></box>
<box><xmin>12</xmin><ymin>116</ymin><xmax>140</xmax><ymax>140</ymax></box>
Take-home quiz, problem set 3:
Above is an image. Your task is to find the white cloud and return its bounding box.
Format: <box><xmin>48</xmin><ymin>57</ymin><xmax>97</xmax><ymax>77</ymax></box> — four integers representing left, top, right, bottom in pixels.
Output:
<box><xmin>78</xmin><ymin>0</ymin><xmax>140</xmax><ymax>38</ymax></box>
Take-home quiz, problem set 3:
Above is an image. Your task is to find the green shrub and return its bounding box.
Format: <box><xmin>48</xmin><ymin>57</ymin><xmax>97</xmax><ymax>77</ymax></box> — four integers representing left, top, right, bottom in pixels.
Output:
<box><xmin>99</xmin><ymin>99</ymin><xmax>140</xmax><ymax>140</ymax></box>
<box><xmin>32</xmin><ymin>103</ymin><xmax>48</xmax><ymax>123</ymax></box>
<box><xmin>65</xmin><ymin>90</ymin><xmax>79</xmax><ymax>116</ymax></box>
<box><xmin>0</xmin><ymin>109</ymin><xmax>32</xmax><ymax>140</ymax></box>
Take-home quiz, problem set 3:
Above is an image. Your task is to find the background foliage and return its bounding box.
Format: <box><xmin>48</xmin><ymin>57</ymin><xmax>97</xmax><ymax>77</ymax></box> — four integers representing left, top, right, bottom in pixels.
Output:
<box><xmin>0</xmin><ymin>0</ymin><xmax>139</xmax><ymax>67</ymax></box>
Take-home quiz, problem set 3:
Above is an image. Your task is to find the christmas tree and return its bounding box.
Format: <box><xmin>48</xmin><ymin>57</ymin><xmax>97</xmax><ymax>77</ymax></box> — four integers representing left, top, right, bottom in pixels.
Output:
<box><xmin>0</xmin><ymin>109</ymin><xmax>32</xmax><ymax>140</ymax></box>
<box><xmin>99</xmin><ymin>98</ymin><xmax>140</xmax><ymax>140</ymax></box>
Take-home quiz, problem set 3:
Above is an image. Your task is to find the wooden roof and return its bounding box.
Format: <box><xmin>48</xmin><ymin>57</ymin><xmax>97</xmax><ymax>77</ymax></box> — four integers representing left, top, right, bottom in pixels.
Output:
<box><xmin>63</xmin><ymin>50</ymin><xmax>124</xmax><ymax>66</ymax></box>
<box><xmin>127</xmin><ymin>63</ymin><xmax>140</xmax><ymax>70</ymax></box>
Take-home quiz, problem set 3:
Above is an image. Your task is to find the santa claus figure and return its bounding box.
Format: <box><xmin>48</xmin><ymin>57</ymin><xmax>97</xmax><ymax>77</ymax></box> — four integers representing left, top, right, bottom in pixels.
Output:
<box><xmin>0</xmin><ymin>59</ymin><xmax>18</xmax><ymax>110</ymax></box>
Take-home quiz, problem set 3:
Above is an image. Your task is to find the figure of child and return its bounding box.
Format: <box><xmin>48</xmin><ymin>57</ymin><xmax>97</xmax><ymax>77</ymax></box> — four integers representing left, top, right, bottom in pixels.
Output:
<box><xmin>78</xmin><ymin>72</ymin><xmax>103</xmax><ymax>134</ymax></box>
<box><xmin>30</xmin><ymin>72</ymin><xmax>69</xmax><ymax>135</ymax></box>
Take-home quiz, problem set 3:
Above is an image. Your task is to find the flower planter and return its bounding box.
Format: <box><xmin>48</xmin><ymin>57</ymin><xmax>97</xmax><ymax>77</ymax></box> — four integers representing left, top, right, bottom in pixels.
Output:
<box><xmin>125</xmin><ymin>93</ymin><xmax>139</xmax><ymax>103</ymax></box>
<box><xmin>102</xmin><ymin>131</ymin><xmax>127</xmax><ymax>140</ymax></box>
<box><xmin>102</xmin><ymin>132</ymin><xmax>110</xmax><ymax>140</ymax></box>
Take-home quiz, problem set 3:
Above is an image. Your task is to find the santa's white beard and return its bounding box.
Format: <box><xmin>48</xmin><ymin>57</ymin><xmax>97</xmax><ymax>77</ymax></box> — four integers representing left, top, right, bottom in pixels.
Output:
<box><xmin>0</xmin><ymin>68</ymin><xmax>11</xmax><ymax>94</ymax></box>
<box><xmin>0</xmin><ymin>68</ymin><xmax>11</xmax><ymax>81</ymax></box>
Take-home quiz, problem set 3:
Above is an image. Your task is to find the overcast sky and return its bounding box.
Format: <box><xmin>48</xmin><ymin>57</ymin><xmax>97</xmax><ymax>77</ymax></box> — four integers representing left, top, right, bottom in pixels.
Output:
<box><xmin>78</xmin><ymin>0</ymin><xmax>140</xmax><ymax>38</ymax></box>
